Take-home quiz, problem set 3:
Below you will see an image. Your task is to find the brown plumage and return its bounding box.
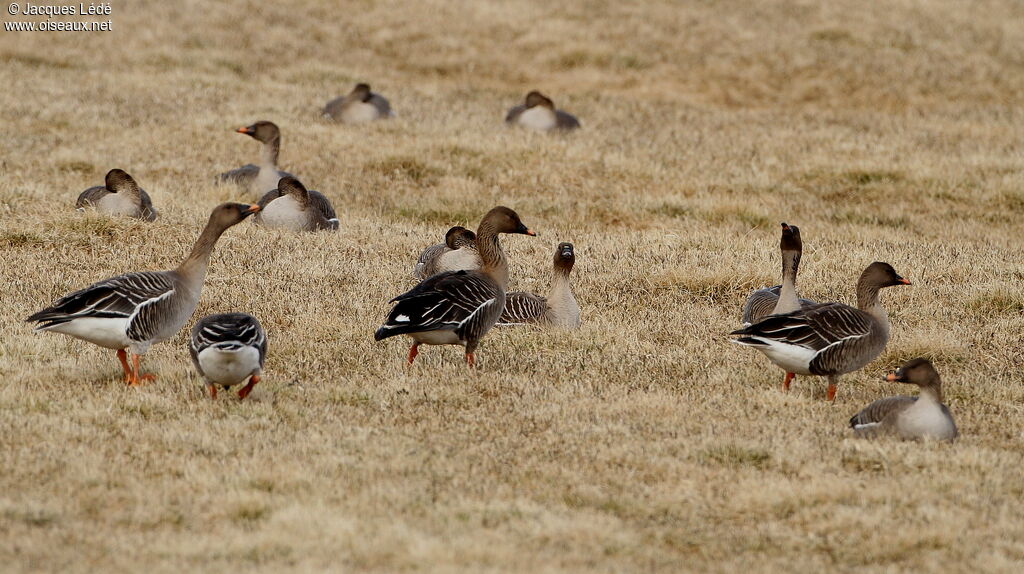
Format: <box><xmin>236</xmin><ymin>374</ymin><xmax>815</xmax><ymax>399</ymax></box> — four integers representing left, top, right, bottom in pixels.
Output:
<box><xmin>850</xmin><ymin>358</ymin><xmax>957</xmax><ymax>441</ymax></box>
<box><xmin>505</xmin><ymin>91</ymin><xmax>580</xmax><ymax>131</ymax></box>
<box><xmin>76</xmin><ymin>169</ymin><xmax>158</xmax><ymax>222</ymax></box>
<box><xmin>413</xmin><ymin>226</ymin><xmax>479</xmax><ymax>279</ymax></box>
<box><xmin>500</xmin><ymin>242</ymin><xmax>580</xmax><ymax>328</ymax></box>
<box><xmin>255</xmin><ymin>177</ymin><xmax>339</xmax><ymax>232</ymax></box>
<box><xmin>323</xmin><ymin>83</ymin><xmax>393</xmax><ymax>124</ymax></box>
<box><xmin>217</xmin><ymin>121</ymin><xmax>295</xmax><ymax>197</ymax></box>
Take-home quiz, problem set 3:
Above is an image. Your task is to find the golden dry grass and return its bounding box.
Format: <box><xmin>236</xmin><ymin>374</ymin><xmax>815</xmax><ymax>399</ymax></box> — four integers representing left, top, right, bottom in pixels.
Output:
<box><xmin>2</xmin><ymin>0</ymin><xmax>1024</xmax><ymax>571</ymax></box>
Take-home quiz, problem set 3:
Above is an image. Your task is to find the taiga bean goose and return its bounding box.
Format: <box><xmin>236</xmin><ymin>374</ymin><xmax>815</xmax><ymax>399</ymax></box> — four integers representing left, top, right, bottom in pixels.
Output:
<box><xmin>323</xmin><ymin>83</ymin><xmax>394</xmax><ymax>124</ymax></box>
<box><xmin>27</xmin><ymin>203</ymin><xmax>260</xmax><ymax>386</ymax></box>
<box><xmin>255</xmin><ymin>177</ymin><xmax>339</xmax><ymax>232</ymax></box>
<box><xmin>375</xmin><ymin>207</ymin><xmax>536</xmax><ymax>367</ymax></box>
<box><xmin>413</xmin><ymin>226</ymin><xmax>480</xmax><ymax>279</ymax></box>
<box><xmin>190</xmin><ymin>313</ymin><xmax>267</xmax><ymax>400</ymax></box>
<box><xmin>217</xmin><ymin>121</ymin><xmax>295</xmax><ymax>197</ymax></box>
<box><xmin>76</xmin><ymin>169</ymin><xmax>158</xmax><ymax>221</ymax></box>
<box><xmin>500</xmin><ymin>242</ymin><xmax>580</xmax><ymax>328</ymax></box>
<box><xmin>849</xmin><ymin>358</ymin><xmax>957</xmax><ymax>441</ymax></box>
<box><xmin>731</xmin><ymin>262</ymin><xmax>911</xmax><ymax>401</ymax></box>
<box><xmin>505</xmin><ymin>91</ymin><xmax>580</xmax><ymax>132</ymax></box>
<box><xmin>740</xmin><ymin>223</ymin><xmax>817</xmax><ymax>390</ymax></box>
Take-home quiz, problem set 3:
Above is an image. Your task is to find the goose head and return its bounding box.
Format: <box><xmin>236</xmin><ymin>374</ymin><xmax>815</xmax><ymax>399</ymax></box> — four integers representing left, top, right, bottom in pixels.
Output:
<box><xmin>236</xmin><ymin>121</ymin><xmax>281</xmax><ymax>144</ymax></box>
<box><xmin>779</xmin><ymin>222</ymin><xmax>802</xmax><ymax>255</ymax></box>
<box><xmin>209</xmin><ymin>202</ymin><xmax>260</xmax><ymax>230</ymax></box>
<box><xmin>884</xmin><ymin>357</ymin><xmax>941</xmax><ymax>390</ymax></box>
<box><xmin>350</xmin><ymin>83</ymin><xmax>373</xmax><ymax>102</ymax></box>
<box><xmin>524</xmin><ymin>91</ymin><xmax>555</xmax><ymax>109</ymax></box>
<box><xmin>104</xmin><ymin>169</ymin><xmax>139</xmax><ymax>193</ymax></box>
<box><xmin>479</xmin><ymin>206</ymin><xmax>536</xmax><ymax>236</ymax></box>
<box><xmin>276</xmin><ymin>177</ymin><xmax>311</xmax><ymax>205</ymax></box>
<box><xmin>554</xmin><ymin>242</ymin><xmax>575</xmax><ymax>273</ymax></box>
<box><xmin>444</xmin><ymin>226</ymin><xmax>477</xmax><ymax>249</ymax></box>
<box><xmin>861</xmin><ymin>262</ymin><xmax>912</xmax><ymax>289</ymax></box>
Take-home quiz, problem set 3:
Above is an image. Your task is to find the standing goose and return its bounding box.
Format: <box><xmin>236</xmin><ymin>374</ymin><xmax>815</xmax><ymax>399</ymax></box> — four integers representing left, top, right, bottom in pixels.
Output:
<box><xmin>190</xmin><ymin>313</ymin><xmax>267</xmax><ymax>400</ymax></box>
<box><xmin>26</xmin><ymin>203</ymin><xmax>260</xmax><ymax>385</ymax></box>
<box><xmin>849</xmin><ymin>358</ymin><xmax>957</xmax><ymax>441</ymax></box>
<box><xmin>375</xmin><ymin>207</ymin><xmax>536</xmax><ymax>367</ymax></box>
<box><xmin>740</xmin><ymin>223</ymin><xmax>817</xmax><ymax>390</ymax></box>
<box><xmin>323</xmin><ymin>83</ymin><xmax>394</xmax><ymax>124</ymax></box>
<box><xmin>76</xmin><ymin>169</ymin><xmax>158</xmax><ymax>222</ymax></box>
<box><xmin>500</xmin><ymin>242</ymin><xmax>581</xmax><ymax>328</ymax></box>
<box><xmin>217</xmin><ymin>121</ymin><xmax>295</xmax><ymax>198</ymax></box>
<box><xmin>413</xmin><ymin>226</ymin><xmax>480</xmax><ymax>279</ymax></box>
<box><xmin>730</xmin><ymin>262</ymin><xmax>911</xmax><ymax>401</ymax></box>
<box><xmin>255</xmin><ymin>177</ymin><xmax>339</xmax><ymax>232</ymax></box>
<box><xmin>505</xmin><ymin>91</ymin><xmax>580</xmax><ymax>132</ymax></box>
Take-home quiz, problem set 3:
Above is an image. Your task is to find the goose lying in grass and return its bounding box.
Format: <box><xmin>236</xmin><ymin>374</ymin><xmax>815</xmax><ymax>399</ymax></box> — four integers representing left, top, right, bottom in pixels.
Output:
<box><xmin>255</xmin><ymin>177</ymin><xmax>339</xmax><ymax>232</ymax></box>
<box><xmin>505</xmin><ymin>91</ymin><xmax>580</xmax><ymax>132</ymax></box>
<box><xmin>413</xmin><ymin>226</ymin><xmax>479</xmax><ymax>279</ymax></box>
<box><xmin>27</xmin><ymin>203</ymin><xmax>260</xmax><ymax>385</ymax></box>
<box><xmin>850</xmin><ymin>358</ymin><xmax>957</xmax><ymax>441</ymax></box>
<box><xmin>190</xmin><ymin>312</ymin><xmax>267</xmax><ymax>400</ymax></box>
<box><xmin>217</xmin><ymin>121</ymin><xmax>295</xmax><ymax>198</ymax></box>
<box><xmin>375</xmin><ymin>207</ymin><xmax>536</xmax><ymax>367</ymax></box>
<box><xmin>76</xmin><ymin>169</ymin><xmax>158</xmax><ymax>222</ymax></box>
<box><xmin>731</xmin><ymin>262</ymin><xmax>911</xmax><ymax>401</ymax></box>
<box><xmin>500</xmin><ymin>242</ymin><xmax>580</xmax><ymax>328</ymax></box>
<box><xmin>740</xmin><ymin>222</ymin><xmax>816</xmax><ymax>390</ymax></box>
<box><xmin>323</xmin><ymin>83</ymin><xmax>394</xmax><ymax>124</ymax></box>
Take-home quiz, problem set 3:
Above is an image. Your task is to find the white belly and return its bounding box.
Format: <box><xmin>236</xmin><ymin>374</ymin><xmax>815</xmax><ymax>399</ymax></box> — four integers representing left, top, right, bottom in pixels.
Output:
<box><xmin>517</xmin><ymin>107</ymin><xmax>557</xmax><ymax>131</ymax></box>
<box><xmin>97</xmin><ymin>193</ymin><xmax>139</xmax><ymax>217</ymax></box>
<box><xmin>46</xmin><ymin>317</ymin><xmax>131</xmax><ymax>350</ymax></box>
<box><xmin>253</xmin><ymin>166</ymin><xmax>281</xmax><ymax>197</ymax></box>
<box><xmin>260</xmin><ymin>195</ymin><xmax>309</xmax><ymax>231</ymax></box>
<box><xmin>744</xmin><ymin>338</ymin><xmax>816</xmax><ymax>375</ymax></box>
<box><xmin>410</xmin><ymin>330</ymin><xmax>464</xmax><ymax>346</ymax></box>
<box><xmin>898</xmin><ymin>400</ymin><xmax>956</xmax><ymax>441</ymax></box>
<box><xmin>437</xmin><ymin>248</ymin><xmax>481</xmax><ymax>273</ymax></box>
<box><xmin>197</xmin><ymin>345</ymin><xmax>261</xmax><ymax>386</ymax></box>
<box><xmin>340</xmin><ymin>101</ymin><xmax>382</xmax><ymax>124</ymax></box>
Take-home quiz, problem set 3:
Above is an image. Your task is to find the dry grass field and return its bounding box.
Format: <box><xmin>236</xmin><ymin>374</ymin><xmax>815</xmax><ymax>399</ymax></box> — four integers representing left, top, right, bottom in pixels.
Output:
<box><xmin>2</xmin><ymin>0</ymin><xmax>1024</xmax><ymax>571</ymax></box>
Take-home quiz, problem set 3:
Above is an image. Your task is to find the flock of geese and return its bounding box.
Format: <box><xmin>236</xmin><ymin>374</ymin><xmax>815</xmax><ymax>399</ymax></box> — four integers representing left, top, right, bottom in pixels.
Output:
<box><xmin>25</xmin><ymin>84</ymin><xmax>954</xmax><ymax>443</ymax></box>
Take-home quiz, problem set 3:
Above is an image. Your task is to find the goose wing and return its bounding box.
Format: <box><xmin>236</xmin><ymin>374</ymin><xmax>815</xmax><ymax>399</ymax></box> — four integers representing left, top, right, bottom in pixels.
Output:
<box><xmin>28</xmin><ymin>271</ymin><xmax>175</xmax><ymax>335</ymax></box>
<box><xmin>218</xmin><ymin>164</ymin><xmax>259</xmax><ymax>185</ymax></box>
<box><xmin>555</xmin><ymin>110</ymin><xmax>580</xmax><ymax>130</ymax></box>
<box><xmin>732</xmin><ymin>302</ymin><xmax>872</xmax><ymax>350</ymax></box>
<box><xmin>375</xmin><ymin>271</ymin><xmax>499</xmax><ymax>340</ymax></box>
<box><xmin>76</xmin><ymin>186</ymin><xmax>110</xmax><ymax>209</ymax></box>
<box><xmin>500</xmin><ymin>291</ymin><xmax>547</xmax><ymax>324</ymax></box>
<box><xmin>505</xmin><ymin>104</ymin><xmax>526</xmax><ymax>124</ymax></box>
<box><xmin>414</xmin><ymin>243</ymin><xmax>448</xmax><ymax>279</ymax></box>
<box><xmin>850</xmin><ymin>396</ymin><xmax>916</xmax><ymax>435</ymax></box>
<box><xmin>190</xmin><ymin>313</ymin><xmax>267</xmax><ymax>364</ymax></box>
<box><xmin>307</xmin><ymin>190</ymin><xmax>338</xmax><ymax>221</ymax></box>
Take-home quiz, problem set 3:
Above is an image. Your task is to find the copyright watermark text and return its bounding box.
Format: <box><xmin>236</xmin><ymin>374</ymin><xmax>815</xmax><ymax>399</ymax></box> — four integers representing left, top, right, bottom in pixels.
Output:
<box><xmin>5</xmin><ymin>3</ymin><xmax>113</xmax><ymax>32</ymax></box>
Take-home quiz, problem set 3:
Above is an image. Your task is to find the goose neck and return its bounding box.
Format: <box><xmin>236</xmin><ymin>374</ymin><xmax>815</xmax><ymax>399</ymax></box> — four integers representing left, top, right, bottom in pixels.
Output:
<box><xmin>260</xmin><ymin>137</ymin><xmax>280</xmax><ymax>167</ymax></box>
<box><xmin>476</xmin><ymin>226</ymin><xmax>509</xmax><ymax>290</ymax></box>
<box><xmin>775</xmin><ymin>250</ymin><xmax>801</xmax><ymax>314</ymax></box>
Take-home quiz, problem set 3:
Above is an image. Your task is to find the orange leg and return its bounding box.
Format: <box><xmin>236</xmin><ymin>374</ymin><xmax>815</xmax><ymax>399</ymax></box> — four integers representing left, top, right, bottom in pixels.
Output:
<box><xmin>782</xmin><ymin>372</ymin><xmax>795</xmax><ymax>392</ymax></box>
<box><xmin>237</xmin><ymin>375</ymin><xmax>260</xmax><ymax>400</ymax></box>
<box><xmin>465</xmin><ymin>352</ymin><xmax>476</xmax><ymax>368</ymax></box>
<box><xmin>826</xmin><ymin>381</ymin><xmax>837</xmax><ymax>402</ymax></box>
<box><xmin>128</xmin><ymin>354</ymin><xmax>156</xmax><ymax>386</ymax></box>
<box><xmin>116</xmin><ymin>349</ymin><xmax>132</xmax><ymax>383</ymax></box>
<box><xmin>406</xmin><ymin>343</ymin><xmax>420</xmax><ymax>365</ymax></box>
<box><xmin>207</xmin><ymin>384</ymin><xmax>218</xmax><ymax>400</ymax></box>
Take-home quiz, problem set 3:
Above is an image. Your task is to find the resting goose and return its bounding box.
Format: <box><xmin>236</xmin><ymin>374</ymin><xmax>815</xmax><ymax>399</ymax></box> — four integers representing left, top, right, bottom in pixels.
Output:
<box><xmin>190</xmin><ymin>312</ymin><xmax>267</xmax><ymax>400</ymax></box>
<box><xmin>375</xmin><ymin>207</ymin><xmax>536</xmax><ymax>367</ymax></box>
<box><xmin>740</xmin><ymin>222</ymin><xmax>817</xmax><ymax>390</ymax></box>
<box><xmin>254</xmin><ymin>177</ymin><xmax>339</xmax><ymax>232</ymax></box>
<box><xmin>26</xmin><ymin>203</ymin><xmax>260</xmax><ymax>385</ymax></box>
<box><xmin>217</xmin><ymin>121</ymin><xmax>295</xmax><ymax>198</ymax></box>
<box><xmin>413</xmin><ymin>226</ymin><xmax>479</xmax><ymax>279</ymax></box>
<box><xmin>849</xmin><ymin>358</ymin><xmax>957</xmax><ymax>441</ymax></box>
<box><xmin>76</xmin><ymin>169</ymin><xmax>158</xmax><ymax>222</ymax></box>
<box><xmin>500</xmin><ymin>242</ymin><xmax>581</xmax><ymax>328</ymax></box>
<box><xmin>323</xmin><ymin>83</ymin><xmax>394</xmax><ymax>124</ymax></box>
<box><xmin>731</xmin><ymin>262</ymin><xmax>911</xmax><ymax>401</ymax></box>
<box><xmin>505</xmin><ymin>91</ymin><xmax>580</xmax><ymax>132</ymax></box>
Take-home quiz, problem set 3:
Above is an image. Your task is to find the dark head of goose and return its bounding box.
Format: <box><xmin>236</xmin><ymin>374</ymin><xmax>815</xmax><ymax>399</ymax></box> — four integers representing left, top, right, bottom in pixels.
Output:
<box><xmin>209</xmin><ymin>202</ymin><xmax>261</xmax><ymax>227</ymax></box>
<box><xmin>862</xmin><ymin>261</ymin><xmax>912</xmax><ymax>288</ymax></box>
<box><xmin>444</xmin><ymin>226</ymin><xmax>476</xmax><ymax>249</ymax></box>
<box><xmin>351</xmin><ymin>83</ymin><xmax>373</xmax><ymax>102</ymax></box>
<box><xmin>555</xmin><ymin>242</ymin><xmax>575</xmax><ymax>271</ymax></box>
<box><xmin>780</xmin><ymin>223</ymin><xmax>801</xmax><ymax>253</ymax></box>
<box><xmin>885</xmin><ymin>357</ymin><xmax>939</xmax><ymax>387</ymax></box>
<box><xmin>525</xmin><ymin>91</ymin><xmax>555</xmax><ymax>109</ymax></box>
<box><xmin>104</xmin><ymin>169</ymin><xmax>138</xmax><ymax>193</ymax></box>
<box><xmin>276</xmin><ymin>177</ymin><xmax>310</xmax><ymax>200</ymax></box>
<box><xmin>236</xmin><ymin>121</ymin><xmax>280</xmax><ymax>144</ymax></box>
<box><xmin>481</xmin><ymin>206</ymin><xmax>536</xmax><ymax>236</ymax></box>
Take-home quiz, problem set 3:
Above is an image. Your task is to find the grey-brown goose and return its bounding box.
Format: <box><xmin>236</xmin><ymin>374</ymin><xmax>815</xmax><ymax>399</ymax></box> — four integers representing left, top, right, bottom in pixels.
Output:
<box><xmin>26</xmin><ymin>203</ymin><xmax>260</xmax><ymax>386</ymax></box>
<box><xmin>413</xmin><ymin>226</ymin><xmax>479</xmax><ymax>279</ymax></box>
<box><xmin>76</xmin><ymin>169</ymin><xmax>158</xmax><ymax>222</ymax></box>
<box><xmin>731</xmin><ymin>262</ymin><xmax>911</xmax><ymax>401</ymax></box>
<box><xmin>740</xmin><ymin>223</ymin><xmax>817</xmax><ymax>390</ymax></box>
<box><xmin>217</xmin><ymin>121</ymin><xmax>295</xmax><ymax>197</ymax></box>
<box><xmin>505</xmin><ymin>91</ymin><xmax>580</xmax><ymax>131</ymax></box>
<box><xmin>375</xmin><ymin>207</ymin><xmax>536</xmax><ymax>367</ymax></box>
<box><xmin>323</xmin><ymin>83</ymin><xmax>394</xmax><ymax>124</ymax></box>
<box><xmin>190</xmin><ymin>312</ymin><xmax>267</xmax><ymax>400</ymax></box>
<box><xmin>850</xmin><ymin>358</ymin><xmax>957</xmax><ymax>441</ymax></box>
<box><xmin>255</xmin><ymin>177</ymin><xmax>339</xmax><ymax>232</ymax></box>
<box><xmin>500</xmin><ymin>242</ymin><xmax>581</xmax><ymax>328</ymax></box>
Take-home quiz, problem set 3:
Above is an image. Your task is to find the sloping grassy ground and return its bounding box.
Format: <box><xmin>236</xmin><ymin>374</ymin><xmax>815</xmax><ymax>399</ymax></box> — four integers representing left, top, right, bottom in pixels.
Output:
<box><xmin>1</xmin><ymin>0</ymin><xmax>1024</xmax><ymax>571</ymax></box>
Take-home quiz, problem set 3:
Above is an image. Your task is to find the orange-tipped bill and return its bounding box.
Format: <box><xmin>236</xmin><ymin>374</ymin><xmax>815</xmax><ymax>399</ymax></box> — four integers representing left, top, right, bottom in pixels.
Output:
<box><xmin>884</xmin><ymin>373</ymin><xmax>899</xmax><ymax>382</ymax></box>
<box><xmin>245</xmin><ymin>204</ymin><xmax>261</xmax><ymax>213</ymax></box>
<box><xmin>897</xmin><ymin>277</ymin><xmax>912</xmax><ymax>285</ymax></box>
<box><xmin>525</xmin><ymin>228</ymin><xmax>537</xmax><ymax>236</ymax></box>
<box><xmin>236</xmin><ymin>126</ymin><xmax>253</xmax><ymax>135</ymax></box>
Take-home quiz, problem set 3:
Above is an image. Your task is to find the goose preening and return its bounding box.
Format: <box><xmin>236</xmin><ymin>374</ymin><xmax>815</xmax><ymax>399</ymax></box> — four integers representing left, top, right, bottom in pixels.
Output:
<box><xmin>850</xmin><ymin>358</ymin><xmax>957</xmax><ymax>441</ymax></box>
<box><xmin>254</xmin><ymin>177</ymin><xmax>339</xmax><ymax>232</ymax></box>
<box><xmin>26</xmin><ymin>203</ymin><xmax>260</xmax><ymax>386</ymax></box>
<box><xmin>190</xmin><ymin>313</ymin><xmax>267</xmax><ymax>400</ymax></box>
<box><xmin>217</xmin><ymin>121</ymin><xmax>295</xmax><ymax>198</ymax></box>
<box><xmin>76</xmin><ymin>169</ymin><xmax>158</xmax><ymax>222</ymax></box>
<box><xmin>323</xmin><ymin>83</ymin><xmax>394</xmax><ymax>124</ymax></box>
<box><xmin>413</xmin><ymin>226</ymin><xmax>480</xmax><ymax>279</ymax></box>
<box><xmin>500</xmin><ymin>242</ymin><xmax>581</xmax><ymax>328</ymax></box>
<box><xmin>740</xmin><ymin>222</ymin><xmax>816</xmax><ymax>390</ymax></box>
<box><xmin>731</xmin><ymin>262</ymin><xmax>911</xmax><ymax>401</ymax></box>
<box><xmin>375</xmin><ymin>207</ymin><xmax>536</xmax><ymax>367</ymax></box>
<box><xmin>505</xmin><ymin>91</ymin><xmax>580</xmax><ymax>132</ymax></box>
